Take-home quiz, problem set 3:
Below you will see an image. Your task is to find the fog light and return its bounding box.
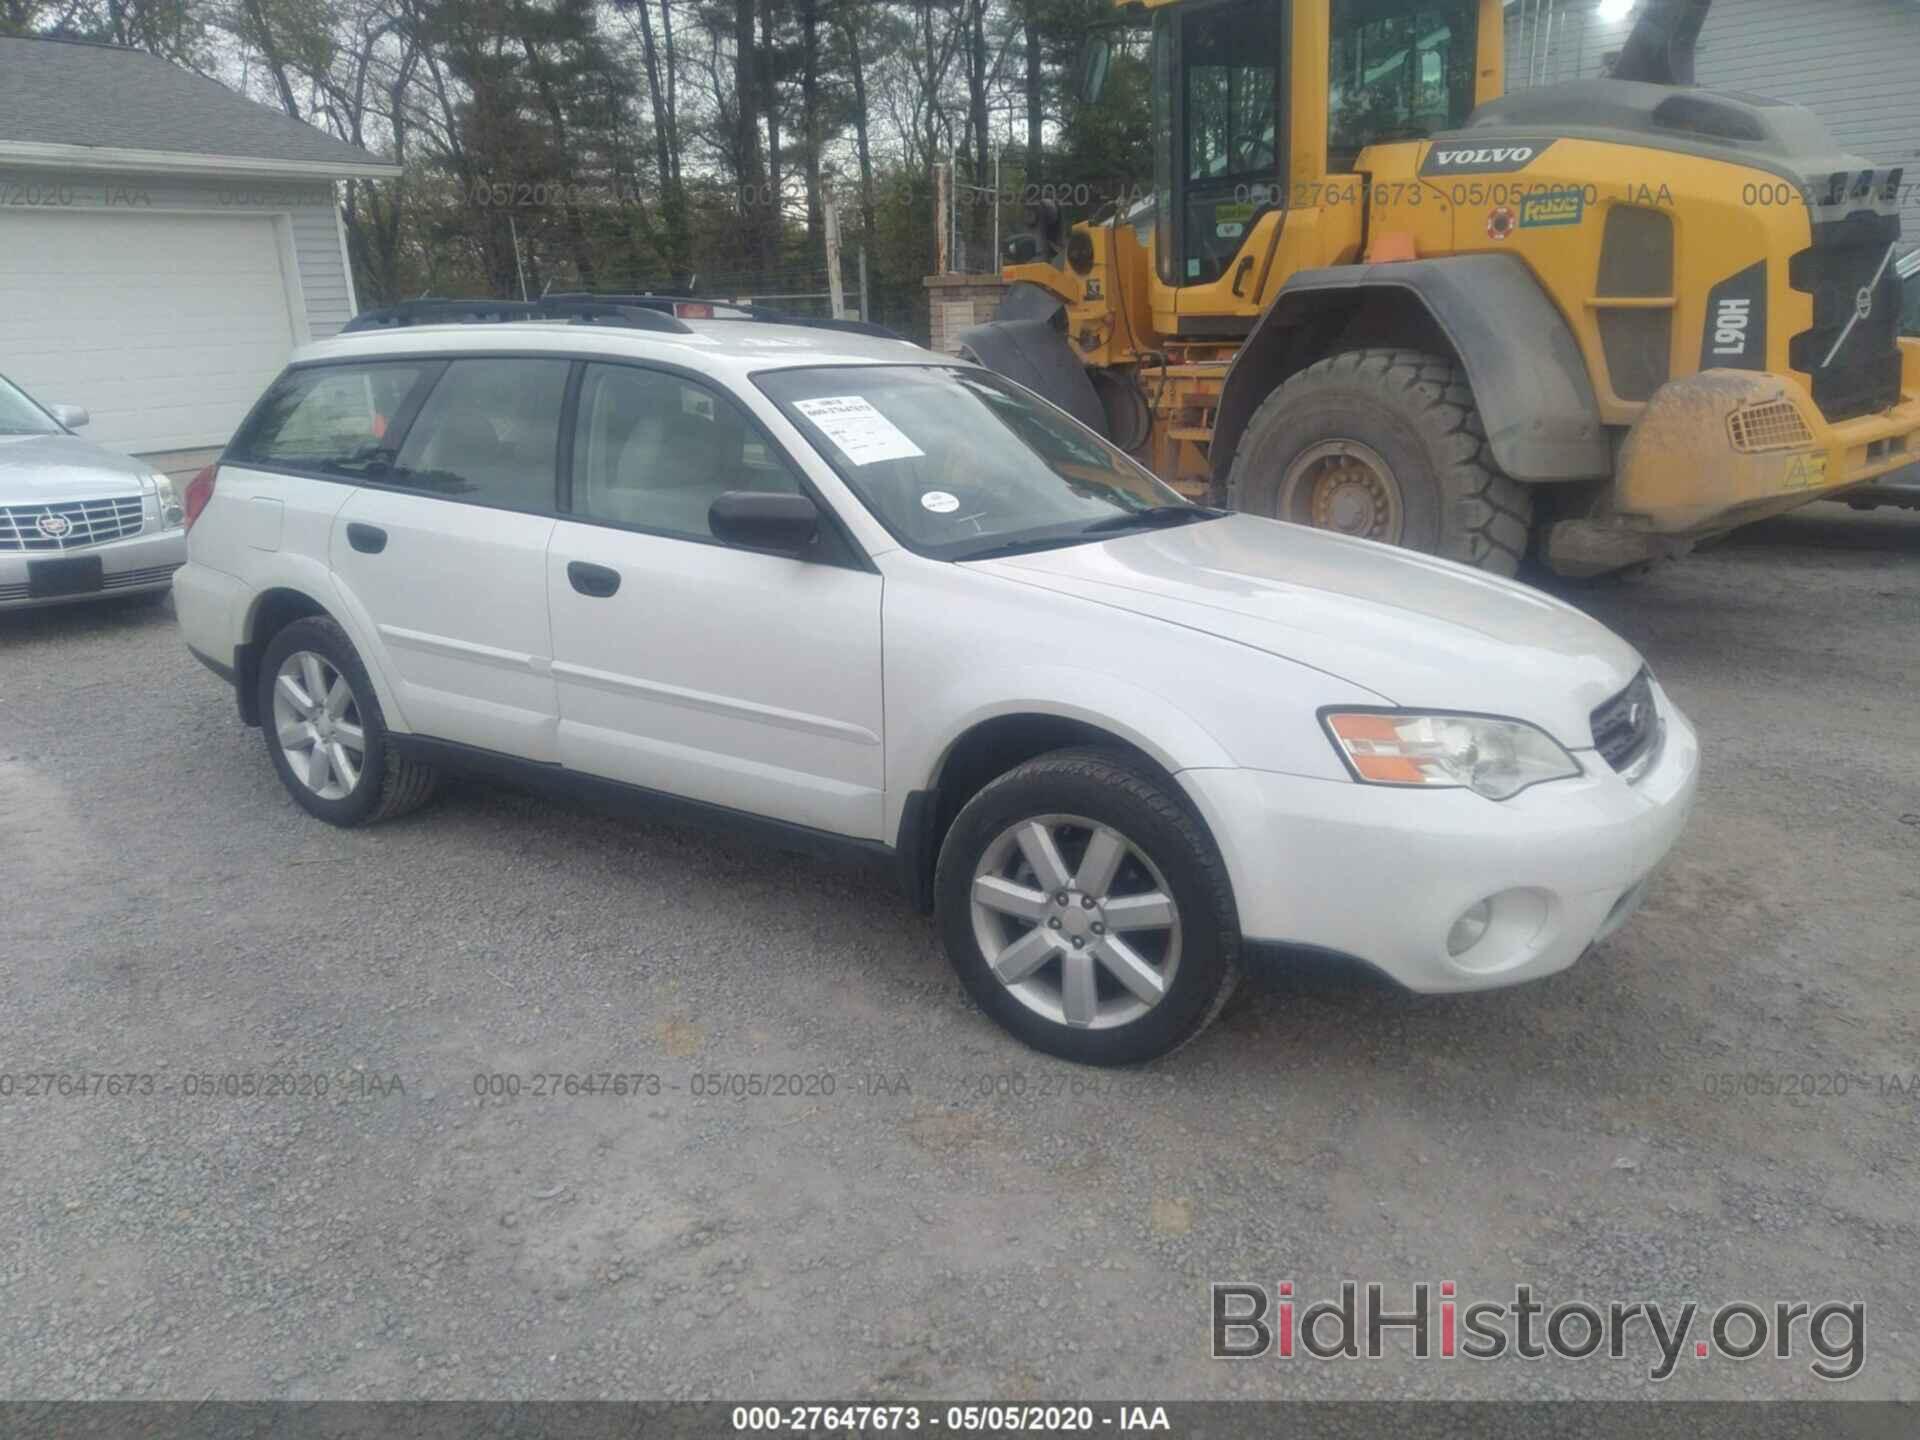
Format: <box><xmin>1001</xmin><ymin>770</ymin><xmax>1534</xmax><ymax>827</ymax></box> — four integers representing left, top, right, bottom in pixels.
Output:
<box><xmin>1447</xmin><ymin>899</ymin><xmax>1493</xmax><ymax>957</ymax></box>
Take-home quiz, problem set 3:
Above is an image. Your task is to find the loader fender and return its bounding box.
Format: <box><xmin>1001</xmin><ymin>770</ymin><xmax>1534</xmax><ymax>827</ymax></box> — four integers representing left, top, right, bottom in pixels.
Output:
<box><xmin>1210</xmin><ymin>254</ymin><xmax>1611</xmax><ymax>487</ymax></box>
<box><xmin>957</xmin><ymin>282</ymin><xmax>1110</xmax><ymax>438</ymax></box>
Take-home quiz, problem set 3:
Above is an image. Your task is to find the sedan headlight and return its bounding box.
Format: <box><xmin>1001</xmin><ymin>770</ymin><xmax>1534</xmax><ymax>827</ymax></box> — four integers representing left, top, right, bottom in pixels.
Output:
<box><xmin>1321</xmin><ymin>710</ymin><xmax>1582</xmax><ymax>801</ymax></box>
<box><xmin>143</xmin><ymin>472</ymin><xmax>184</xmax><ymax>529</ymax></box>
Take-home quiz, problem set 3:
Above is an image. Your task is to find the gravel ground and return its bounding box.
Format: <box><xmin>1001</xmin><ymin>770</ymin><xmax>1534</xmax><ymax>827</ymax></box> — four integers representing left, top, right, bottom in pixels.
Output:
<box><xmin>1</xmin><ymin>506</ymin><xmax>1916</xmax><ymax>1404</ymax></box>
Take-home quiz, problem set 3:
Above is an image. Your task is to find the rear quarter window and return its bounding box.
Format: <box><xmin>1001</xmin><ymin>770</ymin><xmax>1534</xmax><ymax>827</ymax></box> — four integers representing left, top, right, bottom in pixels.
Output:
<box><xmin>229</xmin><ymin>362</ymin><xmax>436</xmax><ymax>478</ymax></box>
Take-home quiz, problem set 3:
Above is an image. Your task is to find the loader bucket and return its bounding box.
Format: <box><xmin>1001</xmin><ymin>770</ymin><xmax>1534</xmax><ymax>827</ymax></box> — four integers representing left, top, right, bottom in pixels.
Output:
<box><xmin>956</xmin><ymin>282</ymin><xmax>1110</xmax><ymax>439</ymax></box>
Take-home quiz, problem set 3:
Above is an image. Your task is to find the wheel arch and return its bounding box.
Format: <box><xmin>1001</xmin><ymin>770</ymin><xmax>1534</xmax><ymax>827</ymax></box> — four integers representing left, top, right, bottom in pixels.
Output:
<box><xmin>895</xmin><ymin>705</ymin><xmax>1225</xmax><ymax>914</ymax></box>
<box><xmin>1210</xmin><ymin>255</ymin><xmax>1611</xmax><ymax>490</ymax></box>
<box><xmin>237</xmin><ymin>581</ymin><xmax>405</xmax><ymax>734</ymax></box>
<box><xmin>236</xmin><ymin>587</ymin><xmax>333</xmax><ymax>726</ymax></box>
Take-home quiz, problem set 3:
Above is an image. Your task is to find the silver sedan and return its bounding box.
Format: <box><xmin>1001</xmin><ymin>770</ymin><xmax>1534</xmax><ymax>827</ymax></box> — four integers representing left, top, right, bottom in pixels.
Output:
<box><xmin>0</xmin><ymin>373</ymin><xmax>188</xmax><ymax>610</ymax></box>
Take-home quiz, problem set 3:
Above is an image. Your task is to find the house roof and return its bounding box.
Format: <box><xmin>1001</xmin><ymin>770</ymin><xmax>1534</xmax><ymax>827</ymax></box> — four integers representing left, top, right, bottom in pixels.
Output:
<box><xmin>0</xmin><ymin>35</ymin><xmax>401</xmax><ymax>178</ymax></box>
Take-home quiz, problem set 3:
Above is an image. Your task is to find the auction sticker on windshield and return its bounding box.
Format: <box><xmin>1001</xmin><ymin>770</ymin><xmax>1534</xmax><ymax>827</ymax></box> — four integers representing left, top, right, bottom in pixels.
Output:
<box><xmin>921</xmin><ymin>490</ymin><xmax>960</xmax><ymax>513</ymax></box>
<box><xmin>793</xmin><ymin>395</ymin><xmax>925</xmax><ymax>465</ymax></box>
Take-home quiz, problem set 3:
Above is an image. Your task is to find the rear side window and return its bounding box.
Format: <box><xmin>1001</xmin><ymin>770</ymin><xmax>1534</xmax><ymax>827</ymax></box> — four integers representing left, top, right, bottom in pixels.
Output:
<box><xmin>230</xmin><ymin>362</ymin><xmax>434</xmax><ymax>477</ymax></box>
<box><xmin>391</xmin><ymin>358</ymin><xmax>571</xmax><ymax>512</ymax></box>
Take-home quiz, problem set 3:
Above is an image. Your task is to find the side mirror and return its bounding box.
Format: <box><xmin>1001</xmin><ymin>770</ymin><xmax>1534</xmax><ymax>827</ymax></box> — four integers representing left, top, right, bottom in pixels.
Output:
<box><xmin>49</xmin><ymin>404</ymin><xmax>89</xmax><ymax>429</ymax></box>
<box><xmin>1075</xmin><ymin>33</ymin><xmax>1112</xmax><ymax>106</ymax></box>
<box><xmin>709</xmin><ymin>490</ymin><xmax>819</xmax><ymax>554</ymax></box>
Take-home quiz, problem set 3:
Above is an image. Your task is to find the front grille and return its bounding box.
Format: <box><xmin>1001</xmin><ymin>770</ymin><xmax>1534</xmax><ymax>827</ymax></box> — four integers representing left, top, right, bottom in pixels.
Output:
<box><xmin>1789</xmin><ymin>208</ymin><xmax>1904</xmax><ymax>423</ymax></box>
<box><xmin>1590</xmin><ymin>669</ymin><xmax>1658</xmax><ymax>776</ymax></box>
<box><xmin>1728</xmin><ymin>399</ymin><xmax>1813</xmax><ymax>454</ymax></box>
<box><xmin>102</xmin><ymin>563</ymin><xmax>181</xmax><ymax>589</ymax></box>
<box><xmin>0</xmin><ymin>495</ymin><xmax>145</xmax><ymax>552</ymax></box>
<box><xmin>0</xmin><ymin>563</ymin><xmax>177</xmax><ymax>605</ymax></box>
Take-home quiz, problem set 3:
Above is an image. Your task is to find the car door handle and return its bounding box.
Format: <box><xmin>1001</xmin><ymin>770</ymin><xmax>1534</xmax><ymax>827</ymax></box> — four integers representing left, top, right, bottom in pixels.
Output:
<box><xmin>346</xmin><ymin>522</ymin><xmax>387</xmax><ymax>555</ymax></box>
<box><xmin>567</xmin><ymin>560</ymin><xmax>621</xmax><ymax>598</ymax></box>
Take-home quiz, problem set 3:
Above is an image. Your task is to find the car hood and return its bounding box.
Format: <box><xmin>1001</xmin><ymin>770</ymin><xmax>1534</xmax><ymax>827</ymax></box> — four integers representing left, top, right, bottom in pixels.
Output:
<box><xmin>0</xmin><ymin>433</ymin><xmax>152</xmax><ymax>501</ymax></box>
<box><xmin>968</xmin><ymin>514</ymin><xmax>1644</xmax><ymax>749</ymax></box>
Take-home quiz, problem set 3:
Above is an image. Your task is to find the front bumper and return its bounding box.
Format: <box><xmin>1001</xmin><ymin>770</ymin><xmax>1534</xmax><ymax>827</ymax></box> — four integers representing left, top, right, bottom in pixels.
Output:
<box><xmin>1179</xmin><ymin>684</ymin><xmax>1699</xmax><ymax>994</ymax></box>
<box><xmin>1615</xmin><ymin>349</ymin><xmax>1920</xmax><ymax>535</ymax></box>
<box><xmin>0</xmin><ymin>526</ymin><xmax>186</xmax><ymax>610</ymax></box>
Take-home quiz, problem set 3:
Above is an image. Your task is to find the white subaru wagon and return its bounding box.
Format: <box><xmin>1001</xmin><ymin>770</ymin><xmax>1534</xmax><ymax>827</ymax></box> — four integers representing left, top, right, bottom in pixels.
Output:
<box><xmin>174</xmin><ymin>302</ymin><xmax>1698</xmax><ymax>1064</ymax></box>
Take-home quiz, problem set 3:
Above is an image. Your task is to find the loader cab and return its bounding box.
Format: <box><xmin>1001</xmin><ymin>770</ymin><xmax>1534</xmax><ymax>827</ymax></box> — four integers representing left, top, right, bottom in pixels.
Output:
<box><xmin>1151</xmin><ymin>0</ymin><xmax>1284</xmax><ymax>289</ymax></box>
<box><xmin>1145</xmin><ymin>0</ymin><xmax>1485</xmax><ymax>292</ymax></box>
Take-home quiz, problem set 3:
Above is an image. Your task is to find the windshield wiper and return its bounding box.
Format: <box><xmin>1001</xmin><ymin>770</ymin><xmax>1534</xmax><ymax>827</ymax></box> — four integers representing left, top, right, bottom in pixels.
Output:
<box><xmin>950</xmin><ymin>507</ymin><xmax>1226</xmax><ymax>562</ymax></box>
<box><xmin>949</xmin><ymin>533</ymin><xmax>1093</xmax><ymax>562</ymax></box>
<box><xmin>1078</xmin><ymin>504</ymin><xmax>1226</xmax><ymax>535</ymax></box>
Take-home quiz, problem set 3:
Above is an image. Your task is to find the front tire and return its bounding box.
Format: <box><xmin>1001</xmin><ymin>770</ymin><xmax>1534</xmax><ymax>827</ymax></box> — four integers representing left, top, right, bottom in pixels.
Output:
<box><xmin>935</xmin><ymin>748</ymin><xmax>1239</xmax><ymax>1065</ymax></box>
<box><xmin>257</xmin><ymin>615</ymin><xmax>438</xmax><ymax>827</ymax></box>
<box><xmin>1227</xmin><ymin>348</ymin><xmax>1533</xmax><ymax>576</ymax></box>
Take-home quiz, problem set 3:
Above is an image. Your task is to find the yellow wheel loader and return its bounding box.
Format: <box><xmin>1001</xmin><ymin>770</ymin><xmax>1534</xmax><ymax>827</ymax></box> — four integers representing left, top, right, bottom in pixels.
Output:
<box><xmin>962</xmin><ymin>0</ymin><xmax>1920</xmax><ymax>576</ymax></box>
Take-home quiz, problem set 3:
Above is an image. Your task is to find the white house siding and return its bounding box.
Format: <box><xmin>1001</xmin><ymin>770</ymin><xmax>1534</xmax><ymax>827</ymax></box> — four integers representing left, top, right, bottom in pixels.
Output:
<box><xmin>0</xmin><ymin>168</ymin><xmax>355</xmax><ymax>459</ymax></box>
<box><xmin>1502</xmin><ymin>0</ymin><xmax>1920</xmax><ymax>236</ymax></box>
<box><xmin>0</xmin><ymin>168</ymin><xmax>355</xmax><ymax>337</ymax></box>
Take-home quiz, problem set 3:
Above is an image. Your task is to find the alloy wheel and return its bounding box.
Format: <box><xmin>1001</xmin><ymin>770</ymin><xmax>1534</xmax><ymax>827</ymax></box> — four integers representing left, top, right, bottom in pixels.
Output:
<box><xmin>968</xmin><ymin>813</ymin><xmax>1182</xmax><ymax>1030</ymax></box>
<box><xmin>271</xmin><ymin>650</ymin><xmax>366</xmax><ymax>801</ymax></box>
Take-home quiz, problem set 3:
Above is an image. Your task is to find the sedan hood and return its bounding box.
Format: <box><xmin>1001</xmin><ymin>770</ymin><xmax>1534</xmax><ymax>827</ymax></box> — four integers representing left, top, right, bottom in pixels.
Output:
<box><xmin>970</xmin><ymin>515</ymin><xmax>1643</xmax><ymax>749</ymax></box>
<box><xmin>0</xmin><ymin>433</ymin><xmax>152</xmax><ymax>501</ymax></box>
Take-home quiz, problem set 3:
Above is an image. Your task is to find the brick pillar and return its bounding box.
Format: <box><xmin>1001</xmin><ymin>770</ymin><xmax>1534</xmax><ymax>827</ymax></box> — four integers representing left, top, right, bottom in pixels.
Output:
<box><xmin>923</xmin><ymin>273</ymin><xmax>1013</xmax><ymax>354</ymax></box>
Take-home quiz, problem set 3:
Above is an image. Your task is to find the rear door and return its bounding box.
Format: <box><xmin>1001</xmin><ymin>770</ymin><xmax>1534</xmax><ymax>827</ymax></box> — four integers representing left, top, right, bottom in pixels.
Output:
<box><xmin>545</xmin><ymin>361</ymin><xmax>886</xmax><ymax>838</ymax></box>
<box><xmin>202</xmin><ymin>358</ymin><xmax>437</xmax><ymax>616</ymax></box>
<box><xmin>327</xmin><ymin>356</ymin><xmax>571</xmax><ymax>760</ymax></box>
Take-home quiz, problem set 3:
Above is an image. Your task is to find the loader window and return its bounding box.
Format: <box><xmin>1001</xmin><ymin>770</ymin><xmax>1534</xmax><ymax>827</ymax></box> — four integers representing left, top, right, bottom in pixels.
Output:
<box><xmin>1328</xmin><ymin>0</ymin><xmax>1479</xmax><ymax>171</ymax></box>
<box><xmin>1173</xmin><ymin>0</ymin><xmax>1282</xmax><ymax>286</ymax></box>
<box><xmin>1185</xmin><ymin>14</ymin><xmax>1278</xmax><ymax>182</ymax></box>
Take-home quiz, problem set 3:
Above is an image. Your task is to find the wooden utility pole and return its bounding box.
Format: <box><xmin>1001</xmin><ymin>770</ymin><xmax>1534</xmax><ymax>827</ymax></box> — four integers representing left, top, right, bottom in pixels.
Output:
<box><xmin>824</xmin><ymin>198</ymin><xmax>847</xmax><ymax>319</ymax></box>
<box><xmin>934</xmin><ymin>162</ymin><xmax>950</xmax><ymax>274</ymax></box>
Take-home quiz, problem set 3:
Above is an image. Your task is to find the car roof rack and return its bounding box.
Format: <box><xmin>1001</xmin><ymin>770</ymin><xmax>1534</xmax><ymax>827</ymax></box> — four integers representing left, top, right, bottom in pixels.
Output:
<box><xmin>340</xmin><ymin>297</ymin><xmax>693</xmax><ymax>335</ymax></box>
<box><xmin>546</xmin><ymin>291</ymin><xmax>755</xmax><ymax>318</ymax></box>
<box><xmin>544</xmin><ymin>291</ymin><xmax>904</xmax><ymax>341</ymax></box>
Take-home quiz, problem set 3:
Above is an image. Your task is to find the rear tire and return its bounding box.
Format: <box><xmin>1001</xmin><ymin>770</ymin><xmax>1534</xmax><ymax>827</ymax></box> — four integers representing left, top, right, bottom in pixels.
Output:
<box><xmin>1227</xmin><ymin>348</ymin><xmax>1533</xmax><ymax>576</ymax></box>
<box><xmin>934</xmin><ymin>748</ymin><xmax>1239</xmax><ymax>1065</ymax></box>
<box><xmin>257</xmin><ymin>615</ymin><xmax>438</xmax><ymax>827</ymax></box>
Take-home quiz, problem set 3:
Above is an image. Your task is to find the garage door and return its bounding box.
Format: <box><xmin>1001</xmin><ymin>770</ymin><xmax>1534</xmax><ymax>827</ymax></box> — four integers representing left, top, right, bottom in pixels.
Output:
<box><xmin>0</xmin><ymin>210</ymin><xmax>298</xmax><ymax>455</ymax></box>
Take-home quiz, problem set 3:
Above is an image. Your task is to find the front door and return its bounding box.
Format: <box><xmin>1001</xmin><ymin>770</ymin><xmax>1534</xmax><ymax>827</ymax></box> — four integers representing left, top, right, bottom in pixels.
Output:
<box><xmin>545</xmin><ymin>361</ymin><xmax>885</xmax><ymax>838</ymax></box>
<box><xmin>1155</xmin><ymin>0</ymin><xmax>1284</xmax><ymax>291</ymax></box>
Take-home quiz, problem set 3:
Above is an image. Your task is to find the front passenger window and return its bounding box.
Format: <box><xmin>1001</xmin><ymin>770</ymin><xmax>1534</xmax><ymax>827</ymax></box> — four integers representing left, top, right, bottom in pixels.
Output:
<box><xmin>570</xmin><ymin>364</ymin><xmax>801</xmax><ymax>541</ymax></box>
<box><xmin>391</xmin><ymin>358</ymin><xmax>570</xmax><ymax>511</ymax></box>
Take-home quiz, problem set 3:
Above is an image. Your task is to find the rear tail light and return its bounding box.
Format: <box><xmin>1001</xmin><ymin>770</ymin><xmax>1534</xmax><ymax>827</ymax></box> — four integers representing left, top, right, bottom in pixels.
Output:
<box><xmin>183</xmin><ymin>464</ymin><xmax>217</xmax><ymax>529</ymax></box>
<box><xmin>674</xmin><ymin>301</ymin><xmax>715</xmax><ymax>319</ymax></box>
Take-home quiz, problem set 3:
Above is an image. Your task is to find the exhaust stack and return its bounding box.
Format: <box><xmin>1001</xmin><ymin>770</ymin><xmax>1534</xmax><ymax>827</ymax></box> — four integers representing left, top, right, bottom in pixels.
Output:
<box><xmin>1611</xmin><ymin>0</ymin><xmax>1712</xmax><ymax>86</ymax></box>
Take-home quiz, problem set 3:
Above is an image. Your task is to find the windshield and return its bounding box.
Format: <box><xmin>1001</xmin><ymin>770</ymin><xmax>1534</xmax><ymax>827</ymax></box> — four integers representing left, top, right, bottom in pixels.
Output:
<box><xmin>0</xmin><ymin>375</ymin><xmax>63</xmax><ymax>436</ymax></box>
<box><xmin>1328</xmin><ymin>0</ymin><xmax>1480</xmax><ymax>171</ymax></box>
<box><xmin>757</xmin><ymin>365</ymin><xmax>1208</xmax><ymax>560</ymax></box>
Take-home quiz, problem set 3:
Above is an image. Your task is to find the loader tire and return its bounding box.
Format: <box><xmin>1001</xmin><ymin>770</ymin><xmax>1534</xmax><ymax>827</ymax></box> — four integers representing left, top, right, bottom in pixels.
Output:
<box><xmin>1225</xmin><ymin>348</ymin><xmax>1533</xmax><ymax>576</ymax></box>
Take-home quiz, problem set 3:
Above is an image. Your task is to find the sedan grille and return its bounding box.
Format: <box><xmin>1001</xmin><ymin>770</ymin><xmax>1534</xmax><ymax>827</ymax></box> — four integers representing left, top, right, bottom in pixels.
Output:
<box><xmin>1590</xmin><ymin>669</ymin><xmax>1658</xmax><ymax>775</ymax></box>
<box><xmin>0</xmin><ymin>563</ymin><xmax>177</xmax><ymax>605</ymax></box>
<box><xmin>0</xmin><ymin>495</ymin><xmax>145</xmax><ymax>551</ymax></box>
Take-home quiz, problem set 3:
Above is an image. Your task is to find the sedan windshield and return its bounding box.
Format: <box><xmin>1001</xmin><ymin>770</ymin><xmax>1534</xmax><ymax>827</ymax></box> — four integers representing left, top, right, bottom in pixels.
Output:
<box><xmin>756</xmin><ymin>365</ymin><xmax>1217</xmax><ymax>560</ymax></box>
<box><xmin>0</xmin><ymin>375</ymin><xmax>63</xmax><ymax>437</ymax></box>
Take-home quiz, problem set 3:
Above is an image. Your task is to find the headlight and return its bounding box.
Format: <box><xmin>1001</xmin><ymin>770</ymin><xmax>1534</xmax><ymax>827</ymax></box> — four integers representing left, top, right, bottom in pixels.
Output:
<box><xmin>1321</xmin><ymin>710</ymin><xmax>1582</xmax><ymax>801</ymax></box>
<box><xmin>144</xmin><ymin>473</ymin><xmax>184</xmax><ymax>529</ymax></box>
